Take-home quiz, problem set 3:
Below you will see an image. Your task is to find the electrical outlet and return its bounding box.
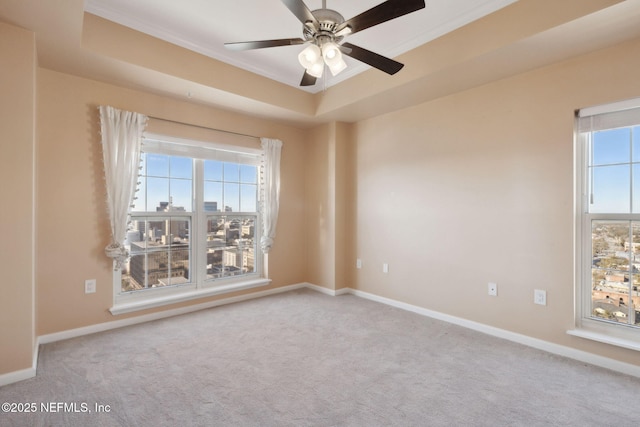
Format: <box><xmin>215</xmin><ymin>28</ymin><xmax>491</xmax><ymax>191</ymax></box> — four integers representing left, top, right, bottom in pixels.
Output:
<box><xmin>85</xmin><ymin>279</ymin><xmax>96</xmax><ymax>294</ymax></box>
<box><xmin>356</xmin><ymin>259</ymin><xmax>362</xmax><ymax>269</ymax></box>
<box><xmin>382</xmin><ymin>263</ymin><xmax>389</xmax><ymax>273</ymax></box>
<box><xmin>488</xmin><ymin>282</ymin><xmax>498</xmax><ymax>296</ymax></box>
<box><xmin>534</xmin><ymin>289</ymin><xmax>547</xmax><ymax>305</ymax></box>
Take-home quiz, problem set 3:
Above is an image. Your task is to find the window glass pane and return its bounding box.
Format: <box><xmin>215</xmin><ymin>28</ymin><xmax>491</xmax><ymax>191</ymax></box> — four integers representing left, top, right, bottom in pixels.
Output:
<box><xmin>239</xmin><ymin>216</ymin><xmax>256</xmax><ymax>275</ymax></box>
<box><xmin>206</xmin><ymin>217</ymin><xmax>226</xmax><ymax>280</ymax></box>
<box><xmin>146</xmin><ymin>153</ymin><xmax>169</xmax><ymax>177</ymax></box>
<box><xmin>591</xmin><ymin>221</ymin><xmax>632</xmax><ymax>324</ymax></box>
<box><xmin>122</xmin><ymin>253</ymin><xmax>145</xmax><ymax>292</ymax></box>
<box><xmin>632</xmin><ymin>223</ymin><xmax>640</xmax><ymax>326</ymax></box>
<box><xmin>146</xmin><ymin>177</ymin><xmax>169</xmax><ymax>212</ymax></box>
<box><xmin>592</xmin><ymin>128</ymin><xmax>630</xmax><ymax>165</ymax></box>
<box><xmin>204</xmin><ymin>216</ymin><xmax>256</xmax><ymax>281</ymax></box>
<box><xmin>166</xmin><ymin>219</ymin><xmax>190</xmax><ymax>286</ymax></box>
<box><xmin>170</xmin><ymin>178</ymin><xmax>192</xmax><ymax>211</ymax></box>
<box><xmin>633</xmin><ymin>164</ymin><xmax>640</xmax><ymax>213</ymax></box>
<box><xmin>204</xmin><ymin>160</ymin><xmax>223</xmax><ymax>181</ymax></box>
<box><xmin>240</xmin><ymin>164</ymin><xmax>257</xmax><ymax>184</ymax></box>
<box><xmin>224</xmin><ymin>163</ymin><xmax>240</xmax><ymax>182</ymax></box>
<box><xmin>224</xmin><ymin>182</ymin><xmax>240</xmax><ymax>212</ymax></box>
<box><xmin>147</xmin><ymin>250</ymin><xmax>168</xmax><ymax>287</ymax></box>
<box><xmin>169</xmin><ymin>218</ymin><xmax>190</xmax><ymax>242</ymax></box>
<box><xmin>170</xmin><ymin>156</ymin><xmax>192</xmax><ymax>179</ymax></box>
<box><xmin>123</xmin><ymin>218</ymin><xmax>147</xmax><ymax>292</ymax></box>
<box><xmin>589</xmin><ymin>165</ymin><xmax>630</xmax><ymax>213</ymax></box>
<box><xmin>591</xmin><ymin>273</ymin><xmax>632</xmax><ymax>324</ymax></box>
<box><xmin>240</xmin><ymin>184</ymin><xmax>257</xmax><ymax>212</ymax></box>
<box><xmin>204</xmin><ymin>181</ymin><xmax>222</xmax><ymax>212</ymax></box>
<box><xmin>122</xmin><ymin>217</ymin><xmax>191</xmax><ymax>292</ymax></box>
<box><xmin>206</xmin><ymin>218</ymin><xmax>226</xmax><ymax>243</ymax></box>
<box><xmin>632</xmin><ymin>126</ymin><xmax>640</xmax><ymax>162</ymax></box>
<box><xmin>240</xmin><ymin>217</ymin><xmax>255</xmax><ymax>239</ymax></box>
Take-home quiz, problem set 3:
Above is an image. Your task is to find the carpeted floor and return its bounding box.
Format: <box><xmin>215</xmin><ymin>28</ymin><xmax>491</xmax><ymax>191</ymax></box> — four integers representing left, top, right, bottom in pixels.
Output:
<box><xmin>1</xmin><ymin>289</ymin><xmax>639</xmax><ymax>426</ymax></box>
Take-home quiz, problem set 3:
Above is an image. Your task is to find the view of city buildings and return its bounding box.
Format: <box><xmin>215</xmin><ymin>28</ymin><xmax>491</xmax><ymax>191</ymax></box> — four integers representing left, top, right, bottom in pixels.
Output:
<box><xmin>591</xmin><ymin>221</ymin><xmax>640</xmax><ymax>326</ymax></box>
<box><xmin>121</xmin><ymin>200</ymin><xmax>256</xmax><ymax>293</ymax></box>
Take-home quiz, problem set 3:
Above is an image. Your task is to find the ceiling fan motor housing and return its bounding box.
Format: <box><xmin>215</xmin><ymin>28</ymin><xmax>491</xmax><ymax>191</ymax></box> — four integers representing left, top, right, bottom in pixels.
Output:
<box><xmin>303</xmin><ymin>9</ymin><xmax>345</xmax><ymax>45</ymax></box>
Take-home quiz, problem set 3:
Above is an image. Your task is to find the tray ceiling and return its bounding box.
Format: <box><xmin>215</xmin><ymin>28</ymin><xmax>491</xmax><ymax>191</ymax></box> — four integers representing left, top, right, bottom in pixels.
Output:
<box><xmin>84</xmin><ymin>0</ymin><xmax>518</xmax><ymax>93</ymax></box>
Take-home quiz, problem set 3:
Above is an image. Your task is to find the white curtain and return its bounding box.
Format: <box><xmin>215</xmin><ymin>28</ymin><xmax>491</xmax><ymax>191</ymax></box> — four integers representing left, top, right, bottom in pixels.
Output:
<box><xmin>260</xmin><ymin>138</ymin><xmax>283</xmax><ymax>253</ymax></box>
<box><xmin>99</xmin><ymin>106</ymin><xmax>148</xmax><ymax>269</ymax></box>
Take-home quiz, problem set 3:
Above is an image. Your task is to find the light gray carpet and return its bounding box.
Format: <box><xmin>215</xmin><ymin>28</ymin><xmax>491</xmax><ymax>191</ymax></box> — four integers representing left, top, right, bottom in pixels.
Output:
<box><xmin>1</xmin><ymin>289</ymin><xmax>639</xmax><ymax>426</ymax></box>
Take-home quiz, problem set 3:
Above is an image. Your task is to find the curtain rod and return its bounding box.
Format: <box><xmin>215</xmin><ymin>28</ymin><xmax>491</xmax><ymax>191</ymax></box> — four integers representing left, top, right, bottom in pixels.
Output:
<box><xmin>147</xmin><ymin>115</ymin><xmax>261</xmax><ymax>140</ymax></box>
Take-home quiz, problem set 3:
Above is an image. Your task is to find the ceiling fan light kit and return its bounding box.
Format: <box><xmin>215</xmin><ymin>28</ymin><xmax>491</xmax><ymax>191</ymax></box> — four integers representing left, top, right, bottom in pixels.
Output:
<box><xmin>224</xmin><ymin>0</ymin><xmax>426</xmax><ymax>87</ymax></box>
<box><xmin>298</xmin><ymin>44</ymin><xmax>321</xmax><ymax>68</ymax></box>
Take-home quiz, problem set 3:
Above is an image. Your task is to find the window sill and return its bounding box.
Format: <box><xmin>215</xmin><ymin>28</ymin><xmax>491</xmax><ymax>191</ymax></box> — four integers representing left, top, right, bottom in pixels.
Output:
<box><xmin>110</xmin><ymin>278</ymin><xmax>271</xmax><ymax>316</ymax></box>
<box><xmin>567</xmin><ymin>328</ymin><xmax>640</xmax><ymax>352</ymax></box>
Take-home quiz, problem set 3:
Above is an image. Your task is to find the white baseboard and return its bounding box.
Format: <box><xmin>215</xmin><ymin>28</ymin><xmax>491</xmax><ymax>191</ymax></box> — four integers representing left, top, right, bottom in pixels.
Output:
<box><xmin>38</xmin><ymin>283</ymin><xmax>349</xmax><ymax>346</ymax></box>
<box><xmin>39</xmin><ymin>282</ymin><xmax>306</xmax><ymax>344</ymax></box>
<box><xmin>0</xmin><ymin>366</ymin><xmax>36</xmax><ymax>387</ymax></box>
<box><xmin>303</xmin><ymin>283</ymin><xmax>350</xmax><ymax>296</ymax></box>
<box><xmin>3</xmin><ymin>283</ymin><xmax>306</xmax><ymax>386</ymax></box>
<box><xmin>4</xmin><ymin>282</ymin><xmax>638</xmax><ymax>386</ymax></box>
<box><xmin>0</xmin><ymin>344</ymin><xmax>38</xmax><ymax>387</ymax></box>
<box><xmin>343</xmin><ymin>287</ymin><xmax>640</xmax><ymax>379</ymax></box>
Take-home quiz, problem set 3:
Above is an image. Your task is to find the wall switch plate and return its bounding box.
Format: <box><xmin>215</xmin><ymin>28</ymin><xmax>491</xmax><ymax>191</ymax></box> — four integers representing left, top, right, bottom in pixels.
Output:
<box><xmin>488</xmin><ymin>282</ymin><xmax>498</xmax><ymax>296</ymax></box>
<box><xmin>383</xmin><ymin>263</ymin><xmax>389</xmax><ymax>273</ymax></box>
<box><xmin>534</xmin><ymin>289</ymin><xmax>547</xmax><ymax>305</ymax></box>
<box><xmin>85</xmin><ymin>279</ymin><xmax>96</xmax><ymax>294</ymax></box>
<box><xmin>356</xmin><ymin>259</ymin><xmax>362</xmax><ymax>269</ymax></box>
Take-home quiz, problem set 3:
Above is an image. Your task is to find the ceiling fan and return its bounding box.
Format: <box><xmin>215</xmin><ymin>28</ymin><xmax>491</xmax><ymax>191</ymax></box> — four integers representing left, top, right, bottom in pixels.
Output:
<box><xmin>224</xmin><ymin>0</ymin><xmax>426</xmax><ymax>87</ymax></box>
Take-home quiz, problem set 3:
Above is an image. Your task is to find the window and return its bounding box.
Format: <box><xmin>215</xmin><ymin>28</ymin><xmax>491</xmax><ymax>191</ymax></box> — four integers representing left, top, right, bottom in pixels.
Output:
<box><xmin>112</xmin><ymin>133</ymin><xmax>268</xmax><ymax>313</ymax></box>
<box><xmin>574</xmin><ymin>98</ymin><xmax>640</xmax><ymax>349</ymax></box>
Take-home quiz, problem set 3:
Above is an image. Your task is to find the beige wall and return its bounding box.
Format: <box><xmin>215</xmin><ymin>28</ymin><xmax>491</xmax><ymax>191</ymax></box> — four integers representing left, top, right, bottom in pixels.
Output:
<box><xmin>334</xmin><ymin>122</ymin><xmax>355</xmax><ymax>291</ymax></box>
<box><xmin>36</xmin><ymin>69</ymin><xmax>308</xmax><ymax>335</ymax></box>
<box><xmin>306</xmin><ymin>124</ymin><xmax>333</xmax><ymax>289</ymax></box>
<box><xmin>0</xmin><ymin>23</ymin><xmax>36</xmax><ymax>374</ymax></box>
<box><xmin>348</xmin><ymin>37</ymin><xmax>640</xmax><ymax>366</ymax></box>
<box><xmin>305</xmin><ymin>122</ymin><xmax>354</xmax><ymax>291</ymax></box>
<box><xmin>4</xmin><ymin>14</ymin><xmax>640</xmax><ymax>379</ymax></box>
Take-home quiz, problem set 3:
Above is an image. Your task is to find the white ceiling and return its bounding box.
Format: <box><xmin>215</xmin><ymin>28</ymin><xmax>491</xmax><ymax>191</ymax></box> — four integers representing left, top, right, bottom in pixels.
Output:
<box><xmin>84</xmin><ymin>0</ymin><xmax>518</xmax><ymax>93</ymax></box>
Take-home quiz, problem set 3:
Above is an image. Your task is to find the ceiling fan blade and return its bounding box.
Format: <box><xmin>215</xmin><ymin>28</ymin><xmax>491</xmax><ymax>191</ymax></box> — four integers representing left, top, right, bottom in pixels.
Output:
<box><xmin>300</xmin><ymin>70</ymin><xmax>317</xmax><ymax>86</ymax></box>
<box><xmin>336</xmin><ymin>0</ymin><xmax>425</xmax><ymax>35</ymax></box>
<box><xmin>281</xmin><ymin>0</ymin><xmax>319</xmax><ymax>27</ymax></box>
<box><xmin>340</xmin><ymin>42</ymin><xmax>404</xmax><ymax>75</ymax></box>
<box><xmin>224</xmin><ymin>38</ymin><xmax>305</xmax><ymax>51</ymax></box>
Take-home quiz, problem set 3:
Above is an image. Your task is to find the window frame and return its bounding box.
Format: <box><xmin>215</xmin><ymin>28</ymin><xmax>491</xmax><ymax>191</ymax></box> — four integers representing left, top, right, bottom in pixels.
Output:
<box><xmin>110</xmin><ymin>133</ymin><xmax>270</xmax><ymax>315</ymax></box>
<box><xmin>573</xmin><ymin>98</ymin><xmax>640</xmax><ymax>350</ymax></box>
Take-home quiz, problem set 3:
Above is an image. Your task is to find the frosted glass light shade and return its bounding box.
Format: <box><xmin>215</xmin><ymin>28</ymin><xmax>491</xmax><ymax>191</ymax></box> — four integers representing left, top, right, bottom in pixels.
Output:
<box><xmin>322</xmin><ymin>42</ymin><xmax>342</xmax><ymax>66</ymax></box>
<box><xmin>298</xmin><ymin>44</ymin><xmax>321</xmax><ymax>69</ymax></box>
<box><xmin>307</xmin><ymin>58</ymin><xmax>324</xmax><ymax>78</ymax></box>
<box><xmin>328</xmin><ymin>58</ymin><xmax>347</xmax><ymax>76</ymax></box>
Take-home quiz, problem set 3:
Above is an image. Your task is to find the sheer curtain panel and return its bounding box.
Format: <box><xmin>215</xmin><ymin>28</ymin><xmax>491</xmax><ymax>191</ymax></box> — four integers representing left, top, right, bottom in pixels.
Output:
<box><xmin>99</xmin><ymin>106</ymin><xmax>148</xmax><ymax>269</ymax></box>
<box><xmin>260</xmin><ymin>138</ymin><xmax>283</xmax><ymax>253</ymax></box>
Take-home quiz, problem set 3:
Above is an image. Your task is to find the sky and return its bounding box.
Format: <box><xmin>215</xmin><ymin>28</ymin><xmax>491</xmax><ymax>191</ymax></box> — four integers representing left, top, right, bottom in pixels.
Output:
<box><xmin>589</xmin><ymin>125</ymin><xmax>640</xmax><ymax>214</ymax></box>
<box><xmin>132</xmin><ymin>154</ymin><xmax>258</xmax><ymax>213</ymax></box>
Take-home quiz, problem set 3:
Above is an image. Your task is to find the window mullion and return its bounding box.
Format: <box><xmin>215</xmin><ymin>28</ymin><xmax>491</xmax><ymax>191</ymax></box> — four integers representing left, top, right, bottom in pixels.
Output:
<box><xmin>588</xmin><ymin>133</ymin><xmax>594</xmax><ymax>207</ymax></box>
<box><xmin>194</xmin><ymin>158</ymin><xmax>204</xmax><ymax>288</ymax></box>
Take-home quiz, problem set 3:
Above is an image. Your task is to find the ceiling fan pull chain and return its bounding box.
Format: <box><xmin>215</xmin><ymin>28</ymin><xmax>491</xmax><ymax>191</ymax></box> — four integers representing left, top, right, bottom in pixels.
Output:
<box><xmin>323</xmin><ymin>65</ymin><xmax>327</xmax><ymax>92</ymax></box>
